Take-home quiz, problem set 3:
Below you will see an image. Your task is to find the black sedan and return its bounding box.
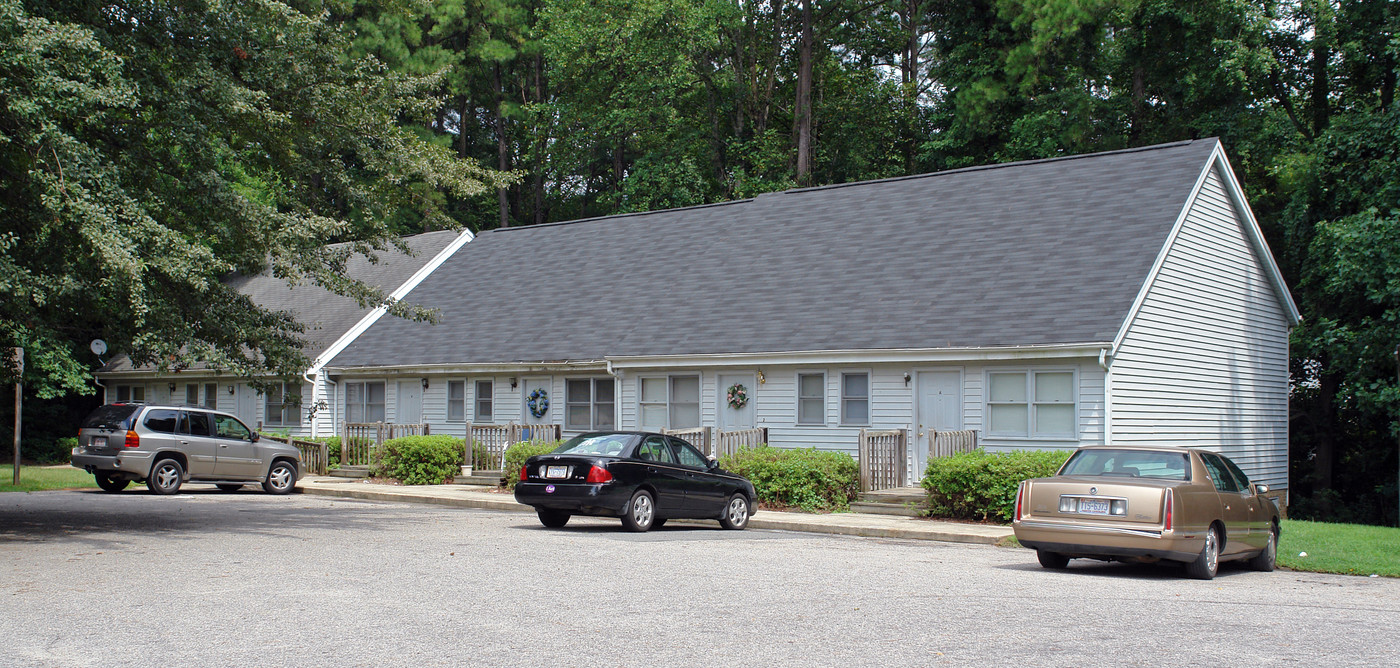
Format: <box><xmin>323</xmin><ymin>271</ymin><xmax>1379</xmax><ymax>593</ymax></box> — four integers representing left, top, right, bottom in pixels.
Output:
<box><xmin>514</xmin><ymin>432</ymin><xmax>758</xmax><ymax>532</ymax></box>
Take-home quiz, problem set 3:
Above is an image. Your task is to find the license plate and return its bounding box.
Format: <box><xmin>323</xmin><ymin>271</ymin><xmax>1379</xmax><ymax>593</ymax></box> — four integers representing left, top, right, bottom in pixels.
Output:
<box><xmin>91</xmin><ymin>436</ymin><xmax>107</xmax><ymax>449</ymax></box>
<box><xmin>545</xmin><ymin>465</ymin><xmax>570</xmax><ymax>479</ymax></box>
<box><xmin>1078</xmin><ymin>498</ymin><xmax>1110</xmax><ymax>515</ymax></box>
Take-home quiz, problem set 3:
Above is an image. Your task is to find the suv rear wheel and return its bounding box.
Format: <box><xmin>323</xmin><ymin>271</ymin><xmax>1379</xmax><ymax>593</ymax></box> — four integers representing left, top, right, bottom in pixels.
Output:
<box><xmin>95</xmin><ymin>473</ymin><xmax>129</xmax><ymax>493</ymax></box>
<box><xmin>147</xmin><ymin>458</ymin><xmax>185</xmax><ymax>495</ymax></box>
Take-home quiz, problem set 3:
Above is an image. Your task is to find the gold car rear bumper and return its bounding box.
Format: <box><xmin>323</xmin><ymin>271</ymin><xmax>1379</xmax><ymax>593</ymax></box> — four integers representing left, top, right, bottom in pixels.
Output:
<box><xmin>1014</xmin><ymin>520</ymin><xmax>1204</xmax><ymax>563</ymax></box>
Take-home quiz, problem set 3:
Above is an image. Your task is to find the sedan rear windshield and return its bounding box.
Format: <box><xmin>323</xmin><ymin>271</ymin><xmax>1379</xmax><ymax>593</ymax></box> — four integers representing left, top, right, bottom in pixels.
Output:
<box><xmin>553</xmin><ymin>433</ymin><xmax>635</xmax><ymax>457</ymax></box>
<box><xmin>81</xmin><ymin>404</ymin><xmax>140</xmax><ymax>431</ymax></box>
<box><xmin>1060</xmin><ymin>449</ymin><xmax>1191</xmax><ymax>481</ymax></box>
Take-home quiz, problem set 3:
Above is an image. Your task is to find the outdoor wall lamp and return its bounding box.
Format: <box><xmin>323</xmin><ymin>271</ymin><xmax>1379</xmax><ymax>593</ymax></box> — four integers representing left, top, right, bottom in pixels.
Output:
<box><xmin>227</xmin><ymin>385</ymin><xmax>236</xmax><ymax>395</ymax></box>
<box><xmin>904</xmin><ymin>372</ymin><xmax>912</xmax><ymax>386</ymax></box>
<box><xmin>168</xmin><ymin>382</ymin><xmax>177</xmax><ymax>393</ymax></box>
<box><xmin>756</xmin><ymin>370</ymin><xmax>765</xmax><ymax>385</ymax></box>
<box><xmin>510</xmin><ymin>377</ymin><xmax>518</xmax><ymax>389</ymax></box>
<box><xmin>421</xmin><ymin>378</ymin><xmax>429</xmax><ymax>390</ymax></box>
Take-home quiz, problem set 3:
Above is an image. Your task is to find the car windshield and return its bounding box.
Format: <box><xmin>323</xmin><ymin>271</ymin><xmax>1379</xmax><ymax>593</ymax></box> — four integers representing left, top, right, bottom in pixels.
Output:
<box><xmin>1060</xmin><ymin>449</ymin><xmax>1190</xmax><ymax>481</ymax></box>
<box><xmin>82</xmin><ymin>404</ymin><xmax>140</xmax><ymax>431</ymax></box>
<box><xmin>552</xmin><ymin>433</ymin><xmax>634</xmax><ymax>457</ymax></box>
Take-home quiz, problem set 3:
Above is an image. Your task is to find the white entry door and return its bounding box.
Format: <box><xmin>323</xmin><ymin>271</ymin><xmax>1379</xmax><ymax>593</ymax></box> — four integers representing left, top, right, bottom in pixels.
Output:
<box><xmin>237</xmin><ymin>383</ymin><xmax>259</xmax><ymax>428</ymax></box>
<box><xmin>521</xmin><ymin>377</ymin><xmax>550</xmax><ymax>425</ymax></box>
<box><xmin>717</xmin><ymin>373</ymin><xmax>756</xmax><ymax>432</ymax></box>
<box><xmin>396</xmin><ymin>380</ymin><xmax>423</xmax><ymax>424</ymax></box>
<box><xmin>916</xmin><ymin>371</ymin><xmax>962</xmax><ymax>475</ymax></box>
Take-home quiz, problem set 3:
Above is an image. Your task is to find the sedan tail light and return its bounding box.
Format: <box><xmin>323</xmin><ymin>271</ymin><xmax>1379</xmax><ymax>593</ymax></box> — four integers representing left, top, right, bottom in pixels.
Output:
<box><xmin>123</xmin><ymin>430</ymin><xmax>140</xmax><ymax>448</ymax></box>
<box><xmin>1163</xmin><ymin>488</ymin><xmax>1174</xmax><ymax>531</ymax></box>
<box><xmin>1014</xmin><ymin>482</ymin><xmax>1026</xmax><ymax>520</ymax></box>
<box><xmin>519</xmin><ymin>465</ymin><xmax>529</xmax><ymax>481</ymax></box>
<box><xmin>585</xmin><ymin>465</ymin><xmax>613</xmax><ymax>484</ymax></box>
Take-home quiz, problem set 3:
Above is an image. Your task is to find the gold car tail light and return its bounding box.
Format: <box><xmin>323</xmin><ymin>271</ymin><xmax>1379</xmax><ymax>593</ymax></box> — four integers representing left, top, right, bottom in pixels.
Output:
<box><xmin>1163</xmin><ymin>488</ymin><xmax>1174</xmax><ymax>531</ymax></box>
<box><xmin>1015</xmin><ymin>482</ymin><xmax>1026</xmax><ymax>520</ymax></box>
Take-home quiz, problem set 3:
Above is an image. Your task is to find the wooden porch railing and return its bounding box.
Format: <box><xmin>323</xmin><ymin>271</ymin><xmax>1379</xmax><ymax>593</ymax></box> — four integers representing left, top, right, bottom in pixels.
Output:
<box><xmin>340</xmin><ymin>422</ymin><xmax>430</xmax><ymax>467</ymax></box>
<box><xmin>664</xmin><ymin>427</ymin><xmax>711</xmax><ymax>455</ymax></box>
<box><xmin>465</xmin><ymin>422</ymin><xmax>562</xmax><ymax>470</ymax></box>
<box><xmin>714</xmin><ymin>427</ymin><xmax>767</xmax><ymax>459</ymax></box>
<box><xmin>929</xmin><ymin>429</ymin><xmax>978</xmax><ymax>459</ymax></box>
<box><xmin>858</xmin><ymin>428</ymin><xmax>909</xmax><ymax>492</ymax></box>
<box><xmin>283</xmin><ymin>436</ymin><xmax>329</xmax><ymax>475</ymax></box>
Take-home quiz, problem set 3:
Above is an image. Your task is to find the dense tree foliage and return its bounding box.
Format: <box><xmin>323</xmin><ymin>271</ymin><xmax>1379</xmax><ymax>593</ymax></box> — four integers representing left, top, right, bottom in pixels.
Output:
<box><xmin>3</xmin><ymin>0</ymin><xmax>1396</xmax><ymax>522</ymax></box>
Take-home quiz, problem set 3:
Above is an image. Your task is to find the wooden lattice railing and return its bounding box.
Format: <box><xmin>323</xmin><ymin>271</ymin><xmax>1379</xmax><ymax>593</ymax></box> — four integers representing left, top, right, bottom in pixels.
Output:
<box><xmin>664</xmin><ymin>427</ymin><xmax>711</xmax><ymax>455</ymax></box>
<box><xmin>340</xmin><ymin>422</ymin><xmax>430</xmax><ymax>467</ymax></box>
<box><xmin>465</xmin><ymin>422</ymin><xmax>562</xmax><ymax>470</ymax></box>
<box><xmin>858</xmin><ymin>428</ymin><xmax>909</xmax><ymax>492</ymax></box>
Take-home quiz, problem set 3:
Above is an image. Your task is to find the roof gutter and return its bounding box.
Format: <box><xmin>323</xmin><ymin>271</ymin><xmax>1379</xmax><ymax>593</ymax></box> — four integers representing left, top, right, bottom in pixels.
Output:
<box><xmin>605</xmin><ymin>343</ymin><xmax>1113</xmax><ymax>369</ymax></box>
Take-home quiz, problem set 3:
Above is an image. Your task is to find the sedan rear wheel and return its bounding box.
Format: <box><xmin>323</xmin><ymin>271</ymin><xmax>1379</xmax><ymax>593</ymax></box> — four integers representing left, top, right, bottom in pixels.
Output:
<box><xmin>1186</xmin><ymin>525</ymin><xmax>1221</xmax><ymax>580</ymax></box>
<box><xmin>95</xmin><ymin>473</ymin><xmax>129</xmax><ymax>493</ymax></box>
<box><xmin>1036</xmin><ymin>550</ymin><xmax>1070</xmax><ymax>569</ymax></box>
<box><xmin>537</xmin><ymin>509</ymin><xmax>571</xmax><ymax>528</ymax></box>
<box><xmin>147</xmin><ymin>459</ymin><xmax>184</xmax><ymax>496</ymax></box>
<box><xmin>621</xmin><ymin>490</ymin><xmax>655</xmax><ymax>532</ymax></box>
<box><xmin>719</xmin><ymin>494</ymin><xmax>751</xmax><ymax>530</ymax></box>
<box><xmin>1248</xmin><ymin>525</ymin><xmax>1277</xmax><ymax>572</ymax></box>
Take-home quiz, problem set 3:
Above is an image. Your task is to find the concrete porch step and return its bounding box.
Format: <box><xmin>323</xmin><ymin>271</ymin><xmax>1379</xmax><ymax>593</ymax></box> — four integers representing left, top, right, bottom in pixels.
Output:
<box><xmin>454</xmin><ymin>472</ymin><xmax>504</xmax><ymax>486</ymax></box>
<box><xmin>328</xmin><ymin>466</ymin><xmax>370</xmax><ymax>479</ymax></box>
<box><xmin>849</xmin><ymin>501</ymin><xmax>925</xmax><ymax>517</ymax></box>
<box><xmin>858</xmin><ymin>487</ymin><xmax>926</xmax><ymax>505</ymax></box>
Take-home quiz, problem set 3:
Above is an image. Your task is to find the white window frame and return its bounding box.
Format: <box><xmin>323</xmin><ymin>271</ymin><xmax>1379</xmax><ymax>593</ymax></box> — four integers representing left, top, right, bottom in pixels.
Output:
<box><xmin>985</xmin><ymin>368</ymin><xmax>1078</xmax><ymax>440</ymax></box>
<box><xmin>795</xmin><ymin>371</ymin><xmax>826</xmax><ymax>426</ymax></box>
<box><xmin>345</xmin><ymin>381</ymin><xmax>386</xmax><ymax>424</ymax></box>
<box><xmin>474</xmin><ymin>380</ymin><xmax>494</xmax><ymax>423</ymax></box>
<box><xmin>839</xmin><ymin>370</ymin><xmax>872</xmax><ymax>427</ymax></box>
<box><xmin>637</xmin><ymin>374</ymin><xmax>701</xmax><ymax>431</ymax></box>
<box><xmin>264</xmin><ymin>381</ymin><xmax>301</xmax><ymax>427</ymax></box>
<box><xmin>446</xmin><ymin>380</ymin><xmax>466</xmax><ymax>422</ymax></box>
<box><xmin>565</xmin><ymin>377</ymin><xmax>616</xmax><ymax>431</ymax></box>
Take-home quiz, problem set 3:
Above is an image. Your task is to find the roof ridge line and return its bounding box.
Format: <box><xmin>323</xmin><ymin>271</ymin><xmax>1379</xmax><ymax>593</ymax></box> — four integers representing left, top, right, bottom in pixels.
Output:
<box><xmin>479</xmin><ymin>198</ymin><xmax>754</xmax><ymax>235</ymax></box>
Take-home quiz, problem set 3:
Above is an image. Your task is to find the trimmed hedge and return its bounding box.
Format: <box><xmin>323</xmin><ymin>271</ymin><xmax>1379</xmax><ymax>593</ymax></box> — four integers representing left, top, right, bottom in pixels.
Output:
<box><xmin>503</xmin><ymin>440</ymin><xmax>564</xmax><ymax>491</ymax></box>
<box><xmin>921</xmin><ymin>449</ymin><xmax>1072</xmax><ymax>524</ymax></box>
<box><xmin>371</xmin><ymin>435</ymin><xmax>464</xmax><ymax>485</ymax></box>
<box><xmin>719</xmin><ymin>445</ymin><xmax>859</xmax><ymax>513</ymax></box>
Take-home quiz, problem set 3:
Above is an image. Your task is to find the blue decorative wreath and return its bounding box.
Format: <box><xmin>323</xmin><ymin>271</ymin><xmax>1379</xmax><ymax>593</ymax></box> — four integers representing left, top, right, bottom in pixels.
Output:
<box><xmin>527</xmin><ymin>388</ymin><xmax>549</xmax><ymax>418</ymax></box>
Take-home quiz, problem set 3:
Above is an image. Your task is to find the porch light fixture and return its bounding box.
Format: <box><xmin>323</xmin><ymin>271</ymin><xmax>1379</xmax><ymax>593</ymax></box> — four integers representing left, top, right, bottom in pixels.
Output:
<box><xmin>510</xmin><ymin>377</ymin><xmax>518</xmax><ymax>389</ymax></box>
<box><xmin>421</xmin><ymin>378</ymin><xmax>430</xmax><ymax>390</ymax></box>
<box><xmin>756</xmin><ymin>370</ymin><xmax>765</xmax><ymax>385</ymax></box>
<box><xmin>904</xmin><ymin>372</ymin><xmax>911</xmax><ymax>386</ymax></box>
<box><xmin>227</xmin><ymin>385</ymin><xmax>235</xmax><ymax>395</ymax></box>
<box><xmin>168</xmin><ymin>382</ymin><xmax>177</xmax><ymax>393</ymax></box>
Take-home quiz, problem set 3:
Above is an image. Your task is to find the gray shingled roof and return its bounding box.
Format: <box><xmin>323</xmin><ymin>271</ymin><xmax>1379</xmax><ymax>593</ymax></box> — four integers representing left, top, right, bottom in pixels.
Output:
<box><xmin>329</xmin><ymin>139</ymin><xmax>1220</xmax><ymax>368</ymax></box>
<box><xmin>100</xmin><ymin>230</ymin><xmax>461</xmax><ymax>372</ymax></box>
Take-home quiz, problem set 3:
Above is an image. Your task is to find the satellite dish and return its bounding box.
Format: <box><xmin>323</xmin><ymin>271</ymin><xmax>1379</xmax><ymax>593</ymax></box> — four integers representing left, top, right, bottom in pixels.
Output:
<box><xmin>90</xmin><ymin>339</ymin><xmax>108</xmax><ymax>355</ymax></box>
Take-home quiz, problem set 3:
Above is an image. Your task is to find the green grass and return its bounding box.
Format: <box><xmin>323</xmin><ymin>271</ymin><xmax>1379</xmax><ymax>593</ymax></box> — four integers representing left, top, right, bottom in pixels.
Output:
<box><xmin>1278</xmin><ymin>519</ymin><xmax>1400</xmax><ymax>577</ymax></box>
<box><xmin>0</xmin><ymin>466</ymin><xmax>98</xmax><ymax>493</ymax></box>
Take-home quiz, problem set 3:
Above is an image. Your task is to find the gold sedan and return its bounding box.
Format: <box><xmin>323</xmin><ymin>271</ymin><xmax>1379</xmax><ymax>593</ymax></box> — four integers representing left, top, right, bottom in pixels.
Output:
<box><xmin>1012</xmin><ymin>445</ymin><xmax>1280</xmax><ymax>579</ymax></box>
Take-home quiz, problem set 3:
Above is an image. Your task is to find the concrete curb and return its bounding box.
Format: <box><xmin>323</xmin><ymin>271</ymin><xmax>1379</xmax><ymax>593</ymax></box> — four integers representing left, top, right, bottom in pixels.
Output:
<box><xmin>297</xmin><ymin>479</ymin><xmax>1012</xmax><ymax>546</ymax></box>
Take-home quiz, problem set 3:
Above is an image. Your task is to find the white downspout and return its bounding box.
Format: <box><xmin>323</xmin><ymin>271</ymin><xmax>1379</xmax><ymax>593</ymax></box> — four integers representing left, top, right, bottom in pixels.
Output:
<box><xmin>1098</xmin><ymin>346</ymin><xmax>1113</xmax><ymax>445</ymax></box>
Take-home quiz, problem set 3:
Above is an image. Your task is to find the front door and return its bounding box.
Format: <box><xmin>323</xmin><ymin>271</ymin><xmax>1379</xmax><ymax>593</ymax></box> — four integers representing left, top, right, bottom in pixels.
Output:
<box><xmin>236</xmin><ymin>384</ymin><xmax>258</xmax><ymax>429</ymax></box>
<box><xmin>916</xmin><ymin>371</ymin><xmax>962</xmax><ymax>476</ymax></box>
<box><xmin>716</xmin><ymin>373</ymin><xmax>756</xmax><ymax>433</ymax></box>
<box><xmin>396</xmin><ymin>380</ymin><xmax>423</xmax><ymax>424</ymax></box>
<box><xmin>522</xmin><ymin>377</ymin><xmax>550</xmax><ymax>426</ymax></box>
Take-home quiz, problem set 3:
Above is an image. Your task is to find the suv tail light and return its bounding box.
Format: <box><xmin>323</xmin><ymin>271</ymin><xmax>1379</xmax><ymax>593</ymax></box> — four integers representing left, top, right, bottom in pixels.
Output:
<box><xmin>585</xmin><ymin>465</ymin><xmax>613</xmax><ymax>484</ymax></box>
<box><xmin>519</xmin><ymin>465</ymin><xmax>529</xmax><ymax>481</ymax></box>
<box><xmin>1163</xmin><ymin>488</ymin><xmax>1174</xmax><ymax>531</ymax></box>
<box><xmin>123</xmin><ymin>430</ymin><xmax>140</xmax><ymax>448</ymax></box>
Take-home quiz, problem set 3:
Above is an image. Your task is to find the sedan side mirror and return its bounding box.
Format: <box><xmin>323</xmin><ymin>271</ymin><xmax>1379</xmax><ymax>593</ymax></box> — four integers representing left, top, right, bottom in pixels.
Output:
<box><xmin>707</xmin><ymin>457</ymin><xmax>719</xmax><ymax>470</ymax></box>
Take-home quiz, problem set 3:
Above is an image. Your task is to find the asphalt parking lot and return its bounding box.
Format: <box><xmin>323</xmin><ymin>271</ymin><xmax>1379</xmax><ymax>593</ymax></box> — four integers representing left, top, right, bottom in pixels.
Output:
<box><xmin>2</xmin><ymin>489</ymin><xmax>1397</xmax><ymax>667</ymax></box>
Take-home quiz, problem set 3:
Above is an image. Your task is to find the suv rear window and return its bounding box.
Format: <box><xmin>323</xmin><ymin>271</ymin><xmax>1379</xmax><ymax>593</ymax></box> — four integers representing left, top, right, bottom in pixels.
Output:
<box><xmin>82</xmin><ymin>405</ymin><xmax>140</xmax><ymax>431</ymax></box>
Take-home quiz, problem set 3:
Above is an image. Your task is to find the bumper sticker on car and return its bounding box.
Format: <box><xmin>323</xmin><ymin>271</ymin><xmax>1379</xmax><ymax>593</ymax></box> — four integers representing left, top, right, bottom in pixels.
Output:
<box><xmin>545</xmin><ymin>485</ymin><xmax>555</xmax><ymax>494</ymax></box>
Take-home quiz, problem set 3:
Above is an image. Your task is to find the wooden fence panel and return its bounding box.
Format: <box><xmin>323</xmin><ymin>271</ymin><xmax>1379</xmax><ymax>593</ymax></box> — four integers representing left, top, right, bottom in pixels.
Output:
<box><xmin>858</xmin><ymin>428</ymin><xmax>908</xmax><ymax>492</ymax></box>
<box><xmin>714</xmin><ymin>427</ymin><xmax>767</xmax><ymax>459</ymax></box>
<box><xmin>929</xmin><ymin>430</ymin><xmax>978</xmax><ymax>459</ymax></box>
<box><xmin>285</xmin><ymin>436</ymin><xmax>329</xmax><ymax>475</ymax></box>
<box><xmin>664</xmin><ymin>427</ymin><xmax>712</xmax><ymax>456</ymax></box>
<box><xmin>340</xmin><ymin>422</ymin><xmax>431</xmax><ymax>467</ymax></box>
<box><xmin>466</xmin><ymin>422</ymin><xmax>563</xmax><ymax>471</ymax></box>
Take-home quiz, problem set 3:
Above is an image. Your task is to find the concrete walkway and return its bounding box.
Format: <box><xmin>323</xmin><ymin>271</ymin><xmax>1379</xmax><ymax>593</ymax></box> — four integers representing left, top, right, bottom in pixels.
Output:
<box><xmin>297</xmin><ymin>476</ymin><xmax>1013</xmax><ymax>545</ymax></box>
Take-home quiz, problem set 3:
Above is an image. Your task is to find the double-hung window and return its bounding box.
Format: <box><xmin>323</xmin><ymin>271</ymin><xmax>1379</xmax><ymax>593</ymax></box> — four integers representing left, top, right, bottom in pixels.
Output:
<box><xmin>115</xmin><ymin>385</ymin><xmax>146</xmax><ymax>403</ymax></box>
<box><xmin>185</xmin><ymin>384</ymin><xmax>199</xmax><ymax>405</ymax></box>
<box><xmin>475</xmin><ymin>380</ymin><xmax>494</xmax><ymax>422</ymax></box>
<box><xmin>840</xmin><ymin>372</ymin><xmax>870</xmax><ymax>426</ymax></box>
<box><xmin>565</xmin><ymin>378</ymin><xmax>616</xmax><ymax>431</ymax></box>
<box><xmin>987</xmin><ymin>370</ymin><xmax>1076</xmax><ymax>438</ymax></box>
<box><xmin>638</xmin><ymin>375</ymin><xmax>700</xmax><ymax>431</ymax></box>
<box><xmin>264</xmin><ymin>382</ymin><xmax>301</xmax><ymax>426</ymax></box>
<box><xmin>203</xmin><ymin>383</ymin><xmax>218</xmax><ymax>409</ymax></box>
<box><xmin>447</xmin><ymin>381</ymin><xmax>466</xmax><ymax>422</ymax></box>
<box><xmin>346</xmin><ymin>381</ymin><xmax>386</xmax><ymax>423</ymax></box>
<box><xmin>796</xmin><ymin>372</ymin><xmax>825</xmax><ymax>425</ymax></box>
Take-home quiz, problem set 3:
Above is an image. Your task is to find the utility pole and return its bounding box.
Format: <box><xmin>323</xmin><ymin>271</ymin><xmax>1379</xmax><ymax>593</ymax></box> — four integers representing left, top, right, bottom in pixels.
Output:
<box><xmin>12</xmin><ymin>345</ymin><xmax>21</xmax><ymax>481</ymax></box>
<box><xmin>1394</xmin><ymin>345</ymin><xmax>1398</xmax><ymax>527</ymax></box>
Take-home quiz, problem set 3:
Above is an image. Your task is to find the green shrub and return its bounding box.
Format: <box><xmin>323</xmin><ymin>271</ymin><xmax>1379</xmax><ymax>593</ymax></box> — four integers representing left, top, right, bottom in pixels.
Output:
<box><xmin>370</xmin><ymin>435</ymin><xmax>464</xmax><ymax>485</ymax></box>
<box><xmin>503</xmin><ymin>440</ymin><xmax>564</xmax><ymax>491</ymax></box>
<box><xmin>922</xmin><ymin>449</ymin><xmax>1072</xmax><ymax>524</ymax></box>
<box><xmin>719</xmin><ymin>445</ymin><xmax>858</xmax><ymax>513</ymax></box>
<box><xmin>22</xmin><ymin>437</ymin><xmax>77</xmax><ymax>465</ymax></box>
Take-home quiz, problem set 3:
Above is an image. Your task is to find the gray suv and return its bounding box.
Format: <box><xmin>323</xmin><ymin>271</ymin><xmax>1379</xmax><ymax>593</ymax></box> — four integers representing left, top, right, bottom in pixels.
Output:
<box><xmin>71</xmin><ymin>403</ymin><xmax>302</xmax><ymax>495</ymax></box>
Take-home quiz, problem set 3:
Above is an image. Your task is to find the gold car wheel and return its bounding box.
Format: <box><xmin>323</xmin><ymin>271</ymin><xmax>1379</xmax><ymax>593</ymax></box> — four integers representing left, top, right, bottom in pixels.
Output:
<box><xmin>1187</xmin><ymin>526</ymin><xmax>1220</xmax><ymax>580</ymax></box>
